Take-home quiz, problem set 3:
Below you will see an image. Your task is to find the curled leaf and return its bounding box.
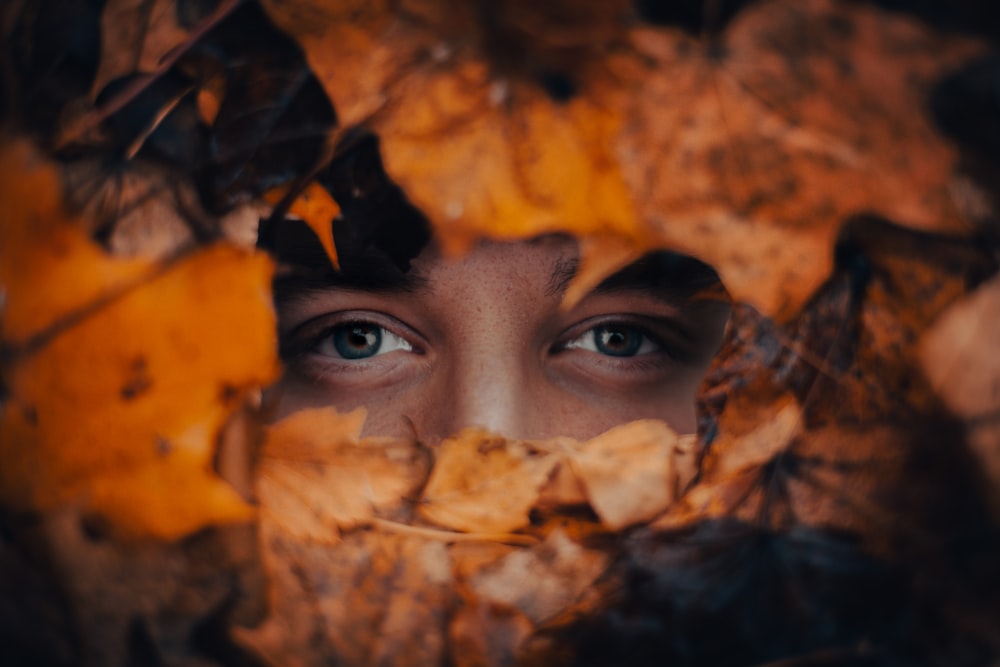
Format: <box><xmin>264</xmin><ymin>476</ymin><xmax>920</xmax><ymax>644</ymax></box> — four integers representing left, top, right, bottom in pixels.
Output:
<box><xmin>257</xmin><ymin>407</ymin><xmax>428</xmax><ymax>543</ymax></box>
<box><xmin>568</xmin><ymin>420</ymin><xmax>697</xmax><ymax>531</ymax></box>
<box><xmin>419</xmin><ymin>430</ymin><xmax>562</xmax><ymax>534</ymax></box>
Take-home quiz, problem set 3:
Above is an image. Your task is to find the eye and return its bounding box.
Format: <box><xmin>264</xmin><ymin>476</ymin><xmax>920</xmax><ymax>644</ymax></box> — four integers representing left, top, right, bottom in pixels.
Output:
<box><xmin>316</xmin><ymin>322</ymin><xmax>413</xmax><ymax>360</ymax></box>
<box><xmin>564</xmin><ymin>324</ymin><xmax>658</xmax><ymax>357</ymax></box>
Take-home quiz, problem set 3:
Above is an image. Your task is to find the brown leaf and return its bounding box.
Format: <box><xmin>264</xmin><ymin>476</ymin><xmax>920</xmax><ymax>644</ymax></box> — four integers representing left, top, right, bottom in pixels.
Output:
<box><xmin>238</xmin><ymin>530</ymin><xmax>455</xmax><ymax>667</ymax></box>
<box><xmin>263</xmin><ymin>182</ymin><xmax>341</xmax><ymax>269</ymax></box>
<box><xmin>91</xmin><ymin>0</ymin><xmax>190</xmax><ymax>100</ymax></box>
<box><xmin>261</xmin><ymin>0</ymin><xmax>987</xmax><ymax>320</ymax></box>
<box><xmin>448</xmin><ymin>591</ymin><xmax>534</xmax><ymax>667</ymax></box>
<box><xmin>469</xmin><ymin>528</ymin><xmax>609</xmax><ymax>625</ymax></box>
<box><xmin>418</xmin><ymin>429</ymin><xmax>562</xmax><ymax>534</ymax></box>
<box><xmin>920</xmin><ymin>274</ymin><xmax>1000</xmax><ymax>420</ymax></box>
<box><xmin>257</xmin><ymin>407</ymin><xmax>429</xmax><ymax>543</ymax></box>
<box><xmin>613</xmin><ymin>0</ymin><xmax>986</xmax><ymax>319</ymax></box>
<box><xmin>920</xmin><ymin>274</ymin><xmax>1000</xmax><ymax>515</ymax></box>
<box><xmin>0</xmin><ymin>142</ymin><xmax>149</xmax><ymax>345</ymax></box>
<box><xmin>568</xmin><ymin>420</ymin><xmax>697</xmax><ymax>530</ymax></box>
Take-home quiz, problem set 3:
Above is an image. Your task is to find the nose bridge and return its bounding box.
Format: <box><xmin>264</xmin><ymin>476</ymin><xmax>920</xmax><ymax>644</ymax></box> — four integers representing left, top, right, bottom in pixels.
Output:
<box><xmin>435</xmin><ymin>276</ymin><xmax>538</xmax><ymax>439</ymax></box>
<box><xmin>442</xmin><ymin>329</ymin><xmax>531</xmax><ymax>439</ymax></box>
<box><xmin>420</xmin><ymin>242</ymin><xmax>556</xmax><ymax>441</ymax></box>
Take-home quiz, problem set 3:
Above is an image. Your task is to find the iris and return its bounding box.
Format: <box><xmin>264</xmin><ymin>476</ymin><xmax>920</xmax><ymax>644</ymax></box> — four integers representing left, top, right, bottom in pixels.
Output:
<box><xmin>331</xmin><ymin>323</ymin><xmax>382</xmax><ymax>359</ymax></box>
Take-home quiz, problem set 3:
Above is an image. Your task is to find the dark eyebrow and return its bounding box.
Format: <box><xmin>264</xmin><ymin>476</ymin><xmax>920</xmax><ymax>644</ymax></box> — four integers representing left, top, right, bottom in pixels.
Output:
<box><xmin>548</xmin><ymin>251</ymin><xmax>724</xmax><ymax>301</ymax></box>
<box><xmin>547</xmin><ymin>255</ymin><xmax>581</xmax><ymax>296</ymax></box>
<box><xmin>272</xmin><ymin>253</ymin><xmax>429</xmax><ymax>304</ymax></box>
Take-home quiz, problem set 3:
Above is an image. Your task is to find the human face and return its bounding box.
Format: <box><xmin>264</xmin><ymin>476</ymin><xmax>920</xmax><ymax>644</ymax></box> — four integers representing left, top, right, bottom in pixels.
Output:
<box><xmin>270</xmin><ymin>236</ymin><xmax>730</xmax><ymax>441</ymax></box>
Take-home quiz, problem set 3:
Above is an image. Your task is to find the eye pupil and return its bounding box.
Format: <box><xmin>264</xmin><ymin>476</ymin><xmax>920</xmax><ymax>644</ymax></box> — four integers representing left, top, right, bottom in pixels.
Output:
<box><xmin>333</xmin><ymin>323</ymin><xmax>382</xmax><ymax>359</ymax></box>
<box><xmin>595</xmin><ymin>325</ymin><xmax>642</xmax><ymax>357</ymax></box>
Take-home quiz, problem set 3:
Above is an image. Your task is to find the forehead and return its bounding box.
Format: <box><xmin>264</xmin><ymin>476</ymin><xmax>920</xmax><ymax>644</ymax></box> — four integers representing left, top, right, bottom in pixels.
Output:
<box><xmin>409</xmin><ymin>236</ymin><xmax>579</xmax><ymax>295</ymax></box>
<box><xmin>271</xmin><ymin>230</ymin><xmax>723</xmax><ymax>310</ymax></box>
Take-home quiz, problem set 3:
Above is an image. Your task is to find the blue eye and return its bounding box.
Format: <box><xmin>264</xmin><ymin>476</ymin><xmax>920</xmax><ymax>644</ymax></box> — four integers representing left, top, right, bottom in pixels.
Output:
<box><xmin>332</xmin><ymin>323</ymin><xmax>381</xmax><ymax>359</ymax></box>
<box><xmin>565</xmin><ymin>324</ymin><xmax>657</xmax><ymax>357</ymax></box>
<box><xmin>323</xmin><ymin>322</ymin><xmax>412</xmax><ymax>360</ymax></box>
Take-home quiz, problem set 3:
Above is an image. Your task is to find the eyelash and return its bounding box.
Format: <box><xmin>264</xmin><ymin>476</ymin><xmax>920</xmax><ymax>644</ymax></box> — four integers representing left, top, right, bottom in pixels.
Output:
<box><xmin>281</xmin><ymin>312</ymin><xmax>422</xmax><ymax>363</ymax></box>
<box><xmin>282</xmin><ymin>313</ymin><xmax>681</xmax><ymax>376</ymax></box>
<box><xmin>554</xmin><ymin>316</ymin><xmax>676</xmax><ymax>362</ymax></box>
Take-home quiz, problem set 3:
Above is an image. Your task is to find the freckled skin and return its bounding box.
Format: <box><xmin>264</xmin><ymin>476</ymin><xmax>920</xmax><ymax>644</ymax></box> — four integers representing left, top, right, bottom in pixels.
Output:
<box><xmin>271</xmin><ymin>237</ymin><xmax>731</xmax><ymax>442</ymax></box>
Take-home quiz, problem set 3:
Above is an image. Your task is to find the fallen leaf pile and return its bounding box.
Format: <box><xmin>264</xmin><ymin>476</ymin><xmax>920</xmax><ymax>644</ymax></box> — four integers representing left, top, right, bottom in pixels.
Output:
<box><xmin>2</xmin><ymin>0</ymin><xmax>1000</xmax><ymax>665</ymax></box>
<box><xmin>240</xmin><ymin>408</ymin><xmax>696</xmax><ymax>664</ymax></box>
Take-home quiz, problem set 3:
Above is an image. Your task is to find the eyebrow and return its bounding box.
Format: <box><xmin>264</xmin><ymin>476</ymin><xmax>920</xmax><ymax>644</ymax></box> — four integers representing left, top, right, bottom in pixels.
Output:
<box><xmin>272</xmin><ymin>253</ymin><xmax>429</xmax><ymax>305</ymax></box>
<box><xmin>546</xmin><ymin>251</ymin><xmax>724</xmax><ymax>302</ymax></box>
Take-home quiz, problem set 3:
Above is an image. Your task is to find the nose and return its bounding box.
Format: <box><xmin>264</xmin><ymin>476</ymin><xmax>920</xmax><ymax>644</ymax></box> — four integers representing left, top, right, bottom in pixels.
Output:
<box><xmin>432</xmin><ymin>350</ymin><xmax>534</xmax><ymax>441</ymax></box>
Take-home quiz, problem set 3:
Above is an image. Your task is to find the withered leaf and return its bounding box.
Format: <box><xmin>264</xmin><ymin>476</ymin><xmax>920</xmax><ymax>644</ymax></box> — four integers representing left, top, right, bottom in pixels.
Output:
<box><xmin>613</xmin><ymin>0</ymin><xmax>987</xmax><ymax>319</ymax></box>
<box><xmin>448</xmin><ymin>589</ymin><xmax>534</xmax><ymax>667</ymax></box>
<box><xmin>261</xmin><ymin>0</ymin><xmax>988</xmax><ymax>320</ymax></box>
<box><xmin>419</xmin><ymin>429</ymin><xmax>562</xmax><ymax>534</ymax></box>
<box><xmin>238</xmin><ymin>530</ymin><xmax>454</xmax><ymax>667</ymax></box>
<box><xmin>568</xmin><ymin>420</ymin><xmax>697</xmax><ymax>531</ymax></box>
<box><xmin>92</xmin><ymin>0</ymin><xmax>190</xmax><ymax>100</ymax></box>
<box><xmin>263</xmin><ymin>182</ymin><xmax>341</xmax><ymax>269</ymax></box>
<box><xmin>257</xmin><ymin>407</ymin><xmax>429</xmax><ymax>543</ymax></box>
<box><xmin>920</xmin><ymin>274</ymin><xmax>1000</xmax><ymax>516</ymax></box>
<box><xmin>920</xmin><ymin>274</ymin><xmax>1000</xmax><ymax>420</ymax></box>
<box><xmin>0</xmin><ymin>143</ymin><xmax>279</xmax><ymax>539</ymax></box>
<box><xmin>469</xmin><ymin>528</ymin><xmax>609</xmax><ymax>626</ymax></box>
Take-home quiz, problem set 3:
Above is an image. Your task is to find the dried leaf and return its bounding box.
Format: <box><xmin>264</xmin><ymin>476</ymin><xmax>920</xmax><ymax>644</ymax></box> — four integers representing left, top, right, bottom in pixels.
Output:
<box><xmin>920</xmin><ymin>275</ymin><xmax>1000</xmax><ymax>514</ymax></box>
<box><xmin>92</xmin><ymin>0</ymin><xmax>190</xmax><ymax>99</ymax></box>
<box><xmin>0</xmin><ymin>143</ymin><xmax>279</xmax><ymax>539</ymax></box>
<box><xmin>377</xmin><ymin>71</ymin><xmax>642</xmax><ymax>255</ymax></box>
<box><xmin>263</xmin><ymin>182</ymin><xmax>341</xmax><ymax>269</ymax></box>
<box><xmin>238</xmin><ymin>530</ymin><xmax>455</xmax><ymax>667</ymax></box>
<box><xmin>469</xmin><ymin>528</ymin><xmax>609</xmax><ymax>625</ymax></box>
<box><xmin>568</xmin><ymin>420</ymin><xmax>697</xmax><ymax>530</ymax></box>
<box><xmin>262</xmin><ymin>0</ymin><xmax>987</xmax><ymax>320</ymax></box>
<box><xmin>419</xmin><ymin>430</ymin><xmax>562</xmax><ymax>534</ymax></box>
<box><xmin>257</xmin><ymin>407</ymin><xmax>428</xmax><ymax>543</ymax></box>
<box><xmin>0</xmin><ymin>142</ymin><xmax>149</xmax><ymax>345</ymax></box>
<box><xmin>920</xmin><ymin>274</ymin><xmax>1000</xmax><ymax>420</ymax></box>
<box><xmin>701</xmin><ymin>393</ymin><xmax>801</xmax><ymax>478</ymax></box>
<box><xmin>448</xmin><ymin>590</ymin><xmax>534</xmax><ymax>667</ymax></box>
<box><xmin>613</xmin><ymin>0</ymin><xmax>986</xmax><ymax>319</ymax></box>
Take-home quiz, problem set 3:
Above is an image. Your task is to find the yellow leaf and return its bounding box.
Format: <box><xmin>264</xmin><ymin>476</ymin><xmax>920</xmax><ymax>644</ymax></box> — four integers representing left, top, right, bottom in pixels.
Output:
<box><xmin>0</xmin><ymin>143</ymin><xmax>280</xmax><ymax>539</ymax></box>
<box><xmin>0</xmin><ymin>142</ymin><xmax>150</xmax><ymax>345</ymax></box>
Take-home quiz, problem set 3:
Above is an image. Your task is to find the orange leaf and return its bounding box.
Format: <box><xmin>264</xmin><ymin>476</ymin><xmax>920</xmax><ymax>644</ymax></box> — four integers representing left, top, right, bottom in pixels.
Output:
<box><xmin>257</xmin><ymin>407</ymin><xmax>428</xmax><ymax>543</ymax></box>
<box><xmin>419</xmin><ymin>429</ymin><xmax>562</xmax><ymax>534</ymax></box>
<box><xmin>568</xmin><ymin>420</ymin><xmax>697</xmax><ymax>531</ymax></box>
<box><xmin>262</xmin><ymin>0</ymin><xmax>986</xmax><ymax>320</ymax></box>
<box><xmin>263</xmin><ymin>182</ymin><xmax>341</xmax><ymax>269</ymax></box>
<box><xmin>0</xmin><ymin>143</ymin><xmax>280</xmax><ymax>539</ymax></box>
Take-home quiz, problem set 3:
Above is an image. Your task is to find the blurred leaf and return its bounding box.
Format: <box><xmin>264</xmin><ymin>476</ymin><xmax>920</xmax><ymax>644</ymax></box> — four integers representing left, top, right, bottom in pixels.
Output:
<box><xmin>921</xmin><ymin>274</ymin><xmax>1000</xmax><ymax>517</ymax></box>
<box><xmin>260</xmin><ymin>0</ymin><xmax>990</xmax><ymax>320</ymax></box>
<box><xmin>91</xmin><ymin>0</ymin><xmax>190</xmax><ymax>100</ymax></box>
<box><xmin>0</xmin><ymin>142</ymin><xmax>279</xmax><ymax>539</ymax></box>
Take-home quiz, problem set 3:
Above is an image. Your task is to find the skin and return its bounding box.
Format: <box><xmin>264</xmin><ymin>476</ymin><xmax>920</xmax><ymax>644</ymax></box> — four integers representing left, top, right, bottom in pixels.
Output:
<box><xmin>270</xmin><ymin>235</ymin><xmax>730</xmax><ymax>442</ymax></box>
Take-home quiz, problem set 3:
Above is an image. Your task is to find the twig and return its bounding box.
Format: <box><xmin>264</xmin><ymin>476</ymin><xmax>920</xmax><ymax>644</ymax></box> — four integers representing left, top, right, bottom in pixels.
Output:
<box><xmin>54</xmin><ymin>0</ymin><xmax>245</xmax><ymax>150</ymax></box>
<box><xmin>370</xmin><ymin>518</ymin><xmax>538</xmax><ymax>546</ymax></box>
